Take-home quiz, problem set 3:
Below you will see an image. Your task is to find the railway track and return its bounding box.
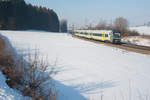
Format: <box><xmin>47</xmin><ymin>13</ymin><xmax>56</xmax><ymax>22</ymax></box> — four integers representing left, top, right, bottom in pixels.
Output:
<box><xmin>72</xmin><ymin>34</ymin><xmax>150</xmax><ymax>55</ymax></box>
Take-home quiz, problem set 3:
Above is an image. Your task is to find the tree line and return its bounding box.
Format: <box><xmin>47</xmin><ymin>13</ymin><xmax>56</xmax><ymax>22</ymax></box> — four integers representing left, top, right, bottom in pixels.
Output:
<box><xmin>83</xmin><ymin>17</ymin><xmax>139</xmax><ymax>36</ymax></box>
<box><xmin>0</xmin><ymin>0</ymin><xmax>59</xmax><ymax>32</ymax></box>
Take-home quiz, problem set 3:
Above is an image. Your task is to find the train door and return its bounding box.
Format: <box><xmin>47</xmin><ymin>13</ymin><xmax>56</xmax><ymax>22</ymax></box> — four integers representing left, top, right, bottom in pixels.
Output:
<box><xmin>102</xmin><ymin>33</ymin><xmax>105</xmax><ymax>41</ymax></box>
<box><xmin>104</xmin><ymin>33</ymin><xmax>109</xmax><ymax>41</ymax></box>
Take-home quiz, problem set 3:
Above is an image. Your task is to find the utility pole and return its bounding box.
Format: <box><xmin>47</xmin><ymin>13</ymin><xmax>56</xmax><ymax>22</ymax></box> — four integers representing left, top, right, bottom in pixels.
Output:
<box><xmin>72</xmin><ymin>24</ymin><xmax>74</xmax><ymax>34</ymax></box>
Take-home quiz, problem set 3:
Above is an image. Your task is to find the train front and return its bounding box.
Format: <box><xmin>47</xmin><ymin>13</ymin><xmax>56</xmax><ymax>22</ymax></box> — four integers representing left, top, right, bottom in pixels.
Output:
<box><xmin>112</xmin><ymin>30</ymin><xmax>122</xmax><ymax>43</ymax></box>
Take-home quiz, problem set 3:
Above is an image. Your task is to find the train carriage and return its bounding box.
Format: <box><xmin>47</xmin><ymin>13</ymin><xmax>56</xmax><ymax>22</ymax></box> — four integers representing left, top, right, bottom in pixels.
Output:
<box><xmin>74</xmin><ymin>30</ymin><xmax>122</xmax><ymax>43</ymax></box>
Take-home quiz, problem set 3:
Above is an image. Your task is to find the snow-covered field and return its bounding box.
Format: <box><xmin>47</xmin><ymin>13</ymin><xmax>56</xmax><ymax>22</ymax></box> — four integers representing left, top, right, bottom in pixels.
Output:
<box><xmin>1</xmin><ymin>30</ymin><xmax>150</xmax><ymax>100</ymax></box>
<box><xmin>130</xmin><ymin>26</ymin><xmax>150</xmax><ymax>35</ymax></box>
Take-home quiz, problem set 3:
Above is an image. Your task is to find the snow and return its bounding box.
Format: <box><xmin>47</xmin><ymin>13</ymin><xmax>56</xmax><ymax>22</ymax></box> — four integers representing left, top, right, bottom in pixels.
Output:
<box><xmin>1</xmin><ymin>30</ymin><xmax>150</xmax><ymax>100</ymax></box>
<box><xmin>130</xmin><ymin>26</ymin><xmax>150</xmax><ymax>35</ymax></box>
<box><xmin>0</xmin><ymin>72</ymin><xmax>30</xmax><ymax>100</ymax></box>
<box><xmin>124</xmin><ymin>26</ymin><xmax>150</xmax><ymax>47</ymax></box>
<box><xmin>122</xmin><ymin>36</ymin><xmax>150</xmax><ymax>47</ymax></box>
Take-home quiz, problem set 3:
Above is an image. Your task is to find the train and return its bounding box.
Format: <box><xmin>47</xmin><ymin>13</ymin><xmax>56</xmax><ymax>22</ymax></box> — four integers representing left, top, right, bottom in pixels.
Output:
<box><xmin>74</xmin><ymin>30</ymin><xmax>122</xmax><ymax>43</ymax></box>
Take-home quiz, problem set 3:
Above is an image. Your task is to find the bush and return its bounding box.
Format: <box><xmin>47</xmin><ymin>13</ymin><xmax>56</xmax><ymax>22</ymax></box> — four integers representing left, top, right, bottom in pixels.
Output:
<box><xmin>0</xmin><ymin>36</ymin><xmax>58</xmax><ymax>100</ymax></box>
<box><xmin>123</xmin><ymin>30</ymin><xmax>140</xmax><ymax>37</ymax></box>
<box><xmin>19</xmin><ymin>52</ymin><xmax>58</xmax><ymax>100</ymax></box>
<box><xmin>140</xmin><ymin>34</ymin><xmax>150</xmax><ymax>39</ymax></box>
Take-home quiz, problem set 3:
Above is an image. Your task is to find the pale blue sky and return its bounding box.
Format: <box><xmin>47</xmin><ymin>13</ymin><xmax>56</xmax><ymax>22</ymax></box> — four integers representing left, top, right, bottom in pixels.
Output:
<box><xmin>25</xmin><ymin>0</ymin><xmax>150</xmax><ymax>28</ymax></box>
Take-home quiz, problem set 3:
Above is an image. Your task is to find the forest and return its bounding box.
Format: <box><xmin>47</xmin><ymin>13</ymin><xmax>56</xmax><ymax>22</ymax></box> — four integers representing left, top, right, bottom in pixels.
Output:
<box><xmin>0</xmin><ymin>0</ymin><xmax>59</xmax><ymax>32</ymax></box>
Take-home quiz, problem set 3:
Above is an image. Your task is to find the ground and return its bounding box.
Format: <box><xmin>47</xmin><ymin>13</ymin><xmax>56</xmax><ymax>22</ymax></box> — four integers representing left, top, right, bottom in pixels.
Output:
<box><xmin>1</xmin><ymin>30</ymin><xmax>150</xmax><ymax>100</ymax></box>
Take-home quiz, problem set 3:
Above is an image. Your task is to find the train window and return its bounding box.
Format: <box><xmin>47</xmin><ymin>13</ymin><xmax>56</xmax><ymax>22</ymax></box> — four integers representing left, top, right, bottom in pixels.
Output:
<box><xmin>113</xmin><ymin>30</ymin><xmax>121</xmax><ymax>33</ymax></box>
<box><xmin>85</xmin><ymin>33</ymin><xmax>88</xmax><ymax>35</ymax></box>
<box><xmin>93</xmin><ymin>33</ymin><xmax>97</xmax><ymax>36</ymax></box>
<box><xmin>105</xmin><ymin>34</ymin><xmax>108</xmax><ymax>37</ymax></box>
<box><xmin>93</xmin><ymin>33</ymin><xmax>102</xmax><ymax>37</ymax></box>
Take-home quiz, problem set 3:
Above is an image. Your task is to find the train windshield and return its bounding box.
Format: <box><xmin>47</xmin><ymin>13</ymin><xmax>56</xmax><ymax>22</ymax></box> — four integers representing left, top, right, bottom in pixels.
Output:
<box><xmin>112</xmin><ymin>30</ymin><xmax>122</xmax><ymax>38</ymax></box>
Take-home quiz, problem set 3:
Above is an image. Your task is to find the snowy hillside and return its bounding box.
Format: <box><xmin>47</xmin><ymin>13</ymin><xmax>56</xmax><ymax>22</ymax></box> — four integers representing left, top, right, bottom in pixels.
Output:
<box><xmin>1</xmin><ymin>30</ymin><xmax>150</xmax><ymax>100</ymax></box>
<box><xmin>130</xmin><ymin>26</ymin><xmax>150</xmax><ymax>35</ymax></box>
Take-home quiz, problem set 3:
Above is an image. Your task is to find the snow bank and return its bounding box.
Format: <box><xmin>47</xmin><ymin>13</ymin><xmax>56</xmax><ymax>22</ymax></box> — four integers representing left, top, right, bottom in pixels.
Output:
<box><xmin>130</xmin><ymin>26</ymin><xmax>150</xmax><ymax>35</ymax></box>
<box><xmin>0</xmin><ymin>72</ymin><xmax>30</xmax><ymax>100</ymax></box>
<box><xmin>1</xmin><ymin>30</ymin><xmax>150</xmax><ymax>100</ymax></box>
<box><xmin>122</xmin><ymin>36</ymin><xmax>150</xmax><ymax>47</ymax></box>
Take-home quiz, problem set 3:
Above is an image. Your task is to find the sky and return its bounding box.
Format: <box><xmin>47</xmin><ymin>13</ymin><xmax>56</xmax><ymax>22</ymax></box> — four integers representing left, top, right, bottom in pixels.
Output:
<box><xmin>25</xmin><ymin>0</ymin><xmax>150</xmax><ymax>28</ymax></box>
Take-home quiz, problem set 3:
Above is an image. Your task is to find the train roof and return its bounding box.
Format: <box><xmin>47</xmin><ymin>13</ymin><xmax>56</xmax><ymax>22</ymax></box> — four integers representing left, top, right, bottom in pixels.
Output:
<box><xmin>75</xmin><ymin>30</ymin><xmax>112</xmax><ymax>33</ymax></box>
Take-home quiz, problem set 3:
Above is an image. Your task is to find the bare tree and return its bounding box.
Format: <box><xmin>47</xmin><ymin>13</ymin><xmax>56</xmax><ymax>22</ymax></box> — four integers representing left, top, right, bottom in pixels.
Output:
<box><xmin>60</xmin><ymin>19</ymin><xmax>68</xmax><ymax>32</ymax></box>
<box><xmin>95</xmin><ymin>19</ymin><xmax>107</xmax><ymax>30</ymax></box>
<box><xmin>107</xmin><ymin>19</ymin><xmax>113</xmax><ymax>30</ymax></box>
<box><xmin>113</xmin><ymin>17</ymin><xmax>129</xmax><ymax>35</ymax></box>
<box><xmin>147</xmin><ymin>21</ymin><xmax>150</xmax><ymax>26</ymax></box>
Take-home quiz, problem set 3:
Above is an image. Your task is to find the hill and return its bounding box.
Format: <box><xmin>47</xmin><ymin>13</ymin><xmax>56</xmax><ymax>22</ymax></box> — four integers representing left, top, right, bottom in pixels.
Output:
<box><xmin>1</xmin><ymin>30</ymin><xmax>150</xmax><ymax>100</ymax></box>
<box><xmin>130</xmin><ymin>26</ymin><xmax>150</xmax><ymax>35</ymax></box>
